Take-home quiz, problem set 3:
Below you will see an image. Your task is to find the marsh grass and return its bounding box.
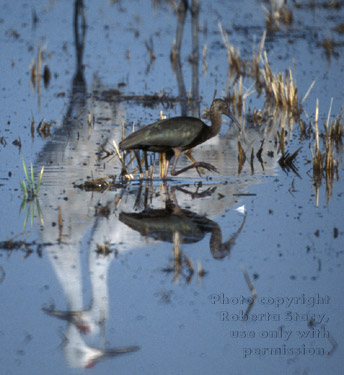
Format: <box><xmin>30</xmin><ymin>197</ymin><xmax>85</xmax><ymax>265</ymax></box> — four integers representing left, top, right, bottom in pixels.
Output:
<box><xmin>219</xmin><ymin>25</ymin><xmax>310</xmax><ymax>116</ymax></box>
<box><xmin>260</xmin><ymin>55</ymin><xmax>300</xmax><ymax>113</ymax></box>
<box><xmin>311</xmin><ymin>99</ymin><xmax>342</xmax><ymax>175</ymax></box>
<box><xmin>227</xmin><ymin>76</ymin><xmax>254</xmax><ymax>117</ymax></box>
<box><xmin>217</xmin><ymin>23</ymin><xmax>344</xmax><ymax>188</ymax></box>
<box><xmin>219</xmin><ymin>22</ymin><xmax>248</xmax><ymax>78</ymax></box>
<box><xmin>311</xmin><ymin>99</ymin><xmax>343</xmax><ymax>204</ymax></box>
<box><xmin>21</xmin><ymin>157</ymin><xmax>44</xmax><ymax>201</ymax></box>
<box><xmin>263</xmin><ymin>2</ymin><xmax>293</xmax><ymax>32</ymax></box>
<box><xmin>327</xmin><ymin>110</ymin><xmax>344</xmax><ymax>148</ymax></box>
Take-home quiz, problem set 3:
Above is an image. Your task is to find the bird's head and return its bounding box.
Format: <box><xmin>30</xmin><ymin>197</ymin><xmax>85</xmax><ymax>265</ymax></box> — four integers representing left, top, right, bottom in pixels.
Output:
<box><xmin>210</xmin><ymin>99</ymin><xmax>241</xmax><ymax>129</ymax></box>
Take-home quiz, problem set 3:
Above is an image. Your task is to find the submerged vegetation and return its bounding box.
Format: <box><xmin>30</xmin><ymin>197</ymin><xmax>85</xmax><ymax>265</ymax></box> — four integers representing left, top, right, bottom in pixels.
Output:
<box><xmin>20</xmin><ymin>157</ymin><xmax>44</xmax><ymax>231</ymax></box>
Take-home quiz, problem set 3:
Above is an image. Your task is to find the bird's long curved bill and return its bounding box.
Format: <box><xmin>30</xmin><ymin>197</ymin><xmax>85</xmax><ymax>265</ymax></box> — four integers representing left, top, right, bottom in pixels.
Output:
<box><xmin>226</xmin><ymin>111</ymin><xmax>249</xmax><ymax>144</ymax></box>
<box><xmin>227</xmin><ymin>112</ymin><xmax>241</xmax><ymax>131</ymax></box>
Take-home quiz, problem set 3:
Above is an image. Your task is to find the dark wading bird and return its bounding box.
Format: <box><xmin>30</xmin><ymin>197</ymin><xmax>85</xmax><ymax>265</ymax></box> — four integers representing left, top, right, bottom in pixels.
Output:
<box><xmin>119</xmin><ymin>99</ymin><xmax>240</xmax><ymax>179</ymax></box>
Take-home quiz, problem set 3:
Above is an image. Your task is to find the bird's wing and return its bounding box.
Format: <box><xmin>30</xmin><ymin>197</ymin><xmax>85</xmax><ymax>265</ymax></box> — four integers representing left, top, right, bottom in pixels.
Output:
<box><xmin>120</xmin><ymin>117</ymin><xmax>205</xmax><ymax>149</ymax></box>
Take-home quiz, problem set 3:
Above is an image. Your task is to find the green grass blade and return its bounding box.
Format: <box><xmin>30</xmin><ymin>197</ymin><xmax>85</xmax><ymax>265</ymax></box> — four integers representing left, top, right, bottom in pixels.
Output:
<box><xmin>21</xmin><ymin>156</ymin><xmax>30</xmax><ymax>184</ymax></box>
<box><xmin>36</xmin><ymin>166</ymin><xmax>44</xmax><ymax>193</ymax></box>
<box><xmin>20</xmin><ymin>197</ymin><xmax>27</xmax><ymax>212</ymax></box>
<box><xmin>21</xmin><ymin>180</ymin><xmax>28</xmax><ymax>200</ymax></box>
<box><xmin>30</xmin><ymin>202</ymin><xmax>34</xmax><ymax>226</ymax></box>
<box><xmin>22</xmin><ymin>206</ymin><xmax>30</xmax><ymax>232</ymax></box>
<box><xmin>30</xmin><ymin>163</ymin><xmax>35</xmax><ymax>193</ymax></box>
<box><xmin>36</xmin><ymin>198</ymin><xmax>44</xmax><ymax>226</ymax></box>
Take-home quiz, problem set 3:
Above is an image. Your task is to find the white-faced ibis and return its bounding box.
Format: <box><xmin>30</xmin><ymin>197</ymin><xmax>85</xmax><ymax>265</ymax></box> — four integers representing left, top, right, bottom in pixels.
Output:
<box><xmin>119</xmin><ymin>99</ymin><xmax>240</xmax><ymax>179</ymax></box>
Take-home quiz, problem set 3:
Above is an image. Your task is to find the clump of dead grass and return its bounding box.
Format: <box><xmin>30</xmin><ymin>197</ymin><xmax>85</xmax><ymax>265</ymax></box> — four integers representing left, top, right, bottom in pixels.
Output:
<box><xmin>218</xmin><ymin>25</ymin><xmax>312</xmax><ymax>117</ymax></box>
<box><xmin>311</xmin><ymin>99</ymin><xmax>343</xmax><ymax>204</ymax></box>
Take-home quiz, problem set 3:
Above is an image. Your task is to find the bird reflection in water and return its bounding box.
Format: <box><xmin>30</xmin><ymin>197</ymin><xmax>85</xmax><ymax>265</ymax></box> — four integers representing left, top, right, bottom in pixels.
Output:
<box><xmin>120</xmin><ymin>185</ymin><xmax>246</xmax><ymax>282</ymax></box>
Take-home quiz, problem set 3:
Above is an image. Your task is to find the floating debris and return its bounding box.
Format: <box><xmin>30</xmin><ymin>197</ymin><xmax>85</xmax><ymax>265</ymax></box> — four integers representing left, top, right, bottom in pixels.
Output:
<box><xmin>197</xmin><ymin>260</ymin><xmax>207</xmax><ymax>283</ymax></box>
<box><xmin>96</xmin><ymin>242</ymin><xmax>112</xmax><ymax>256</ymax></box>
<box><xmin>0</xmin><ymin>136</ymin><xmax>7</xmax><ymax>147</ymax></box>
<box><xmin>77</xmin><ymin>177</ymin><xmax>112</xmax><ymax>192</ymax></box>
<box><xmin>235</xmin><ymin>205</ymin><xmax>246</xmax><ymax>215</ymax></box>
<box><xmin>12</xmin><ymin>137</ymin><xmax>22</xmax><ymax>151</ymax></box>
<box><xmin>0</xmin><ymin>239</ymin><xmax>50</xmax><ymax>258</ymax></box>
<box><xmin>94</xmin><ymin>203</ymin><xmax>111</xmax><ymax>219</ymax></box>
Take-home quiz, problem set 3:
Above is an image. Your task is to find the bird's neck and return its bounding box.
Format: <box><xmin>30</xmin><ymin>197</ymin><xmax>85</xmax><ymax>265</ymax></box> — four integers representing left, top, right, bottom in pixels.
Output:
<box><xmin>209</xmin><ymin>111</ymin><xmax>223</xmax><ymax>136</ymax></box>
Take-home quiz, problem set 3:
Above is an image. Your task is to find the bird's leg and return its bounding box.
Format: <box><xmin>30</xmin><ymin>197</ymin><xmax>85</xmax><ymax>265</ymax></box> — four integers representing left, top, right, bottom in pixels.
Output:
<box><xmin>133</xmin><ymin>181</ymin><xmax>143</xmax><ymax>210</ymax></box>
<box><xmin>171</xmin><ymin>161</ymin><xmax>218</xmax><ymax>176</ymax></box>
<box><xmin>185</xmin><ymin>149</ymin><xmax>203</xmax><ymax>177</ymax></box>
<box><xmin>143</xmin><ymin>180</ymin><xmax>150</xmax><ymax>209</ymax></box>
<box><xmin>159</xmin><ymin>153</ymin><xmax>166</xmax><ymax>179</ymax></box>
<box><xmin>143</xmin><ymin>151</ymin><xmax>149</xmax><ymax>179</ymax></box>
<box><xmin>170</xmin><ymin>150</ymin><xmax>218</xmax><ymax>177</ymax></box>
<box><xmin>162</xmin><ymin>157</ymin><xmax>171</xmax><ymax>180</ymax></box>
<box><xmin>162</xmin><ymin>151</ymin><xmax>175</xmax><ymax>180</ymax></box>
<box><xmin>134</xmin><ymin>150</ymin><xmax>143</xmax><ymax>178</ymax></box>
